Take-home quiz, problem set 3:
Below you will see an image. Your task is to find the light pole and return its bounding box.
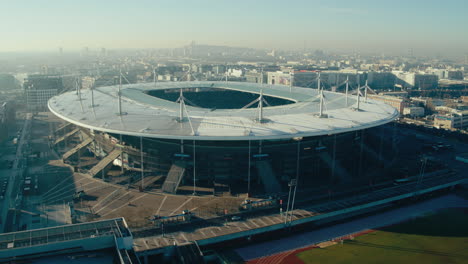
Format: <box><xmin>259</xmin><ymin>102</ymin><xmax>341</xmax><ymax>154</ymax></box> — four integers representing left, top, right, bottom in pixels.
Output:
<box><xmin>247</xmin><ymin>140</ymin><xmax>251</xmax><ymax>197</ymax></box>
<box><xmin>288</xmin><ymin>137</ymin><xmax>302</xmax><ymax>224</ymax></box>
<box><xmin>193</xmin><ymin>140</ymin><xmax>196</xmax><ymax>196</ymax></box>
<box><xmin>284</xmin><ymin>179</ymin><xmax>296</xmax><ymax>224</ymax></box>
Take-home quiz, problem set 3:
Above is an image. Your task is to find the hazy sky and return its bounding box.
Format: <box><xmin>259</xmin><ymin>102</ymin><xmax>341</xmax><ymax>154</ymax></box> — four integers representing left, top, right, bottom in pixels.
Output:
<box><xmin>1</xmin><ymin>0</ymin><xmax>467</xmax><ymax>54</ymax></box>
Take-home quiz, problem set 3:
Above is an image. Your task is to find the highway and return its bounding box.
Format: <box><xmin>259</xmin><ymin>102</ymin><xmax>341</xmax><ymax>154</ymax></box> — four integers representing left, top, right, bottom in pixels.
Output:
<box><xmin>0</xmin><ymin>113</ymin><xmax>31</xmax><ymax>232</ymax></box>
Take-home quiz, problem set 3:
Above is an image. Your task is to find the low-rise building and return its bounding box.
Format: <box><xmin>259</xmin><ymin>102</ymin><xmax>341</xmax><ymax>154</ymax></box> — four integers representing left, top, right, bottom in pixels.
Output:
<box><xmin>403</xmin><ymin>106</ymin><xmax>425</xmax><ymax>117</ymax></box>
<box><xmin>434</xmin><ymin>111</ymin><xmax>468</xmax><ymax>130</ymax></box>
<box><xmin>245</xmin><ymin>71</ymin><xmax>267</xmax><ymax>84</ymax></box>
<box><xmin>368</xmin><ymin>94</ymin><xmax>409</xmax><ymax>113</ymax></box>
<box><xmin>24</xmin><ymin>75</ymin><xmax>64</xmax><ymax>112</ymax></box>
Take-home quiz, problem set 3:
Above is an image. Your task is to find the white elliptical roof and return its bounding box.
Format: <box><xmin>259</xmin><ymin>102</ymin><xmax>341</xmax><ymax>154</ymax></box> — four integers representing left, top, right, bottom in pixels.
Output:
<box><xmin>48</xmin><ymin>81</ymin><xmax>398</xmax><ymax>141</ymax></box>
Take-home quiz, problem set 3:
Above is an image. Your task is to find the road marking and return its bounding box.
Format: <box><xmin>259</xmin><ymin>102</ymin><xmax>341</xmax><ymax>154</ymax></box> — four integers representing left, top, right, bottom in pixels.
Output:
<box><xmin>189</xmin><ymin>198</ymin><xmax>214</xmax><ymax>212</ymax></box>
<box><xmin>263</xmin><ymin>217</ymin><xmax>275</xmax><ymax>225</ymax></box>
<box><xmin>271</xmin><ymin>216</ymin><xmax>282</xmax><ymax>223</ymax></box>
<box><xmin>152</xmin><ymin>238</ymin><xmax>160</xmax><ymax>248</ymax></box>
<box><xmin>100</xmin><ymin>193</ymin><xmax>148</xmax><ymax>217</ymax></box>
<box><xmin>155</xmin><ymin>196</ymin><xmax>168</xmax><ymax>215</ymax></box>
<box><xmin>257</xmin><ymin>218</ymin><xmax>268</xmax><ymax>226</ymax></box>
<box><xmin>92</xmin><ymin>189</ymin><xmax>121</xmax><ymax>210</ymax></box>
<box><xmin>249</xmin><ymin>220</ymin><xmax>260</xmax><ymax>228</ymax></box>
<box><xmin>169</xmin><ymin>197</ymin><xmax>193</xmax><ymax>215</ymax></box>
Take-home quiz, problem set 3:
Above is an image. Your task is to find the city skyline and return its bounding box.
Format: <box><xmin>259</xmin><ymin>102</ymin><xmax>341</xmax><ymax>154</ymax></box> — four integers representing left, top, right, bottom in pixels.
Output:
<box><xmin>1</xmin><ymin>0</ymin><xmax>467</xmax><ymax>55</ymax></box>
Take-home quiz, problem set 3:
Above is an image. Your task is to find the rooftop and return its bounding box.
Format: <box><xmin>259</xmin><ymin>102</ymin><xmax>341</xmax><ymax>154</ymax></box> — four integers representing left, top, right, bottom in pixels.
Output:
<box><xmin>48</xmin><ymin>81</ymin><xmax>398</xmax><ymax>140</ymax></box>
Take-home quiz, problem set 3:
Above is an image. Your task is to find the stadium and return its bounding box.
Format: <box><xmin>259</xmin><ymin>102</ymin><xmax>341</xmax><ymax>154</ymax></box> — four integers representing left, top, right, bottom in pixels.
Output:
<box><xmin>48</xmin><ymin>81</ymin><xmax>399</xmax><ymax>196</ymax></box>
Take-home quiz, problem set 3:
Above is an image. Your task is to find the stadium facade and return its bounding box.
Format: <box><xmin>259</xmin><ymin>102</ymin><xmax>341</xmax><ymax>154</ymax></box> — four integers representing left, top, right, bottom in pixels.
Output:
<box><xmin>48</xmin><ymin>81</ymin><xmax>399</xmax><ymax>195</ymax></box>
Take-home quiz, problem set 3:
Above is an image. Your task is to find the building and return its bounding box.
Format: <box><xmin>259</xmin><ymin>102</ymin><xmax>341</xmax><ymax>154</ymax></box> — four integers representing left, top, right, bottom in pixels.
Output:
<box><xmin>267</xmin><ymin>71</ymin><xmax>293</xmax><ymax>86</ymax></box>
<box><xmin>393</xmin><ymin>71</ymin><xmax>438</xmax><ymax>90</ymax></box>
<box><xmin>367</xmin><ymin>71</ymin><xmax>396</xmax><ymax>90</ymax></box>
<box><xmin>368</xmin><ymin>94</ymin><xmax>409</xmax><ymax>113</ymax></box>
<box><xmin>434</xmin><ymin>111</ymin><xmax>468</xmax><ymax>130</ymax></box>
<box><xmin>0</xmin><ymin>101</ymin><xmax>15</xmax><ymax>142</ymax></box>
<box><xmin>245</xmin><ymin>71</ymin><xmax>267</xmax><ymax>84</ymax></box>
<box><xmin>227</xmin><ymin>68</ymin><xmax>243</xmax><ymax>77</ymax></box>
<box><xmin>24</xmin><ymin>75</ymin><xmax>64</xmax><ymax>112</ymax></box>
<box><xmin>212</xmin><ymin>65</ymin><xmax>226</xmax><ymax>75</ymax></box>
<box><xmin>447</xmin><ymin>70</ymin><xmax>464</xmax><ymax>80</ymax></box>
<box><xmin>403</xmin><ymin>106</ymin><xmax>425</xmax><ymax>117</ymax></box>
<box><xmin>49</xmin><ymin>81</ymin><xmax>399</xmax><ymax>196</ymax></box>
<box><xmin>81</xmin><ymin>76</ymin><xmax>96</xmax><ymax>90</ymax></box>
<box><xmin>268</xmin><ymin>70</ymin><xmax>366</xmax><ymax>91</ymax></box>
<box><xmin>429</xmin><ymin>69</ymin><xmax>464</xmax><ymax>80</ymax></box>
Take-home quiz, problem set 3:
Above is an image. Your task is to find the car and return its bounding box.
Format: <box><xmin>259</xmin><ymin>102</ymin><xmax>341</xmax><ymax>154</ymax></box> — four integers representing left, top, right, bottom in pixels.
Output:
<box><xmin>231</xmin><ymin>216</ymin><xmax>241</xmax><ymax>221</ymax></box>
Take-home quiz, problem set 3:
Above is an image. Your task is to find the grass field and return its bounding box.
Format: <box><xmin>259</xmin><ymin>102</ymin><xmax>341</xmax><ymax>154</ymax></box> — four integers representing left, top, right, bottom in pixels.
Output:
<box><xmin>297</xmin><ymin>208</ymin><xmax>468</xmax><ymax>264</ymax></box>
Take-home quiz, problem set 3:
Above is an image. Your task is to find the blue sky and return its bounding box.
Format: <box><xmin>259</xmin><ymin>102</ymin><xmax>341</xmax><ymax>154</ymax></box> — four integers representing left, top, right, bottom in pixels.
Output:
<box><xmin>1</xmin><ymin>0</ymin><xmax>467</xmax><ymax>54</ymax></box>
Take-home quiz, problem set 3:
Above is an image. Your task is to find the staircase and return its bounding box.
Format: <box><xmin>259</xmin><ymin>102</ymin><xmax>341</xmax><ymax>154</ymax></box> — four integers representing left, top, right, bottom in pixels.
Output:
<box><xmin>162</xmin><ymin>163</ymin><xmax>186</xmax><ymax>194</ymax></box>
<box><xmin>87</xmin><ymin>149</ymin><xmax>122</xmax><ymax>178</ymax></box>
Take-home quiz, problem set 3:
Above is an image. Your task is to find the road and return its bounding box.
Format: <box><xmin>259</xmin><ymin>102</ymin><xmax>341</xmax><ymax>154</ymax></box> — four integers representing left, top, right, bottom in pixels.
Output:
<box><xmin>0</xmin><ymin>113</ymin><xmax>31</xmax><ymax>232</ymax></box>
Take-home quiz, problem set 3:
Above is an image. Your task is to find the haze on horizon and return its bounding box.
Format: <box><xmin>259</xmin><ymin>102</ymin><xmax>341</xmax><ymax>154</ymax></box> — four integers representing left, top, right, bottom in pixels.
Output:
<box><xmin>1</xmin><ymin>0</ymin><xmax>467</xmax><ymax>56</ymax></box>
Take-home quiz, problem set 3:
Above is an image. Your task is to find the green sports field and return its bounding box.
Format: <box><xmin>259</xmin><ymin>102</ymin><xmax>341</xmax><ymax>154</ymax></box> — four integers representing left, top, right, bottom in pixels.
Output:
<box><xmin>297</xmin><ymin>208</ymin><xmax>468</xmax><ymax>264</ymax></box>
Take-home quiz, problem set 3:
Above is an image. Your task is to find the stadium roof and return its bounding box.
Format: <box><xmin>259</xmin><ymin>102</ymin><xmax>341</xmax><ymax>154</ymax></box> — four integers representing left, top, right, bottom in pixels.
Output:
<box><xmin>48</xmin><ymin>81</ymin><xmax>398</xmax><ymax>141</ymax></box>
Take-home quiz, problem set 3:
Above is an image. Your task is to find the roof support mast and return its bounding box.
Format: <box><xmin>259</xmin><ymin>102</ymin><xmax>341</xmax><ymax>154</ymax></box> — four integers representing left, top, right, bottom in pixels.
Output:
<box><xmin>179</xmin><ymin>89</ymin><xmax>184</xmax><ymax>122</ymax></box>
<box><xmin>319</xmin><ymin>89</ymin><xmax>324</xmax><ymax>117</ymax></box>
<box><xmin>75</xmin><ymin>78</ymin><xmax>81</xmax><ymax>100</ymax></box>
<box><xmin>289</xmin><ymin>71</ymin><xmax>294</xmax><ymax>93</ymax></box>
<box><xmin>317</xmin><ymin>72</ymin><xmax>321</xmax><ymax>91</ymax></box>
<box><xmin>91</xmin><ymin>84</ymin><xmax>95</xmax><ymax>107</ymax></box>
<box><xmin>345</xmin><ymin>76</ymin><xmax>349</xmax><ymax>107</ymax></box>
<box><xmin>317</xmin><ymin>73</ymin><xmax>327</xmax><ymax>118</ymax></box>
<box><xmin>225</xmin><ymin>63</ymin><xmax>228</xmax><ymax>83</ymax></box>
<box><xmin>258</xmin><ymin>88</ymin><xmax>264</xmax><ymax>122</ymax></box>
<box><xmin>364</xmin><ymin>80</ymin><xmax>368</xmax><ymax>103</ymax></box>
<box><xmin>118</xmin><ymin>68</ymin><xmax>123</xmax><ymax>116</ymax></box>
<box><xmin>76</xmin><ymin>78</ymin><xmax>84</xmax><ymax>112</ymax></box>
<box><xmin>356</xmin><ymin>84</ymin><xmax>361</xmax><ymax>111</ymax></box>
